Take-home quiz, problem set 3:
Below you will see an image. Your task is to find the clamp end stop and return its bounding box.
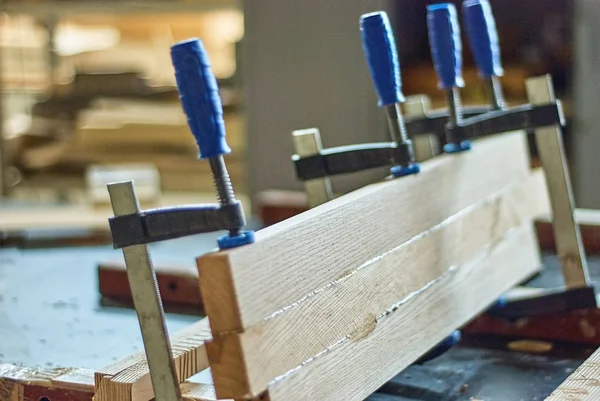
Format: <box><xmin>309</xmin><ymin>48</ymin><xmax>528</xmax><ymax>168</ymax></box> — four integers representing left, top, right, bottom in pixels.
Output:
<box><xmin>390</xmin><ymin>163</ymin><xmax>420</xmax><ymax>178</ymax></box>
<box><xmin>443</xmin><ymin>140</ymin><xmax>472</xmax><ymax>154</ymax></box>
<box><xmin>218</xmin><ymin>230</ymin><xmax>256</xmax><ymax>250</ymax></box>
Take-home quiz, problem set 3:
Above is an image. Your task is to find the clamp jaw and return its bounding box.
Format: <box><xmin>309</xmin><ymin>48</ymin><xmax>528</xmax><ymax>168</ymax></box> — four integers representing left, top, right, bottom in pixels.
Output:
<box><xmin>405</xmin><ymin>101</ymin><xmax>565</xmax><ymax>149</ymax></box>
<box><xmin>108</xmin><ymin>202</ymin><xmax>247</xmax><ymax>249</ymax></box>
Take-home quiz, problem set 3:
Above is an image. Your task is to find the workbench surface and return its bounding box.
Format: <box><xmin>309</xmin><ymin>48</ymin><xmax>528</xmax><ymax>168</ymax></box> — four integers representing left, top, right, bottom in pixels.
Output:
<box><xmin>0</xmin><ymin>234</ymin><xmax>597</xmax><ymax>400</ymax></box>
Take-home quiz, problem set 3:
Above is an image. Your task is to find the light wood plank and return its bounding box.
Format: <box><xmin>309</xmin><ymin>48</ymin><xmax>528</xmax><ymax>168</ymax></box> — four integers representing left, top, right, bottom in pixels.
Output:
<box><xmin>546</xmin><ymin>347</ymin><xmax>600</xmax><ymax>400</ymax></box>
<box><xmin>197</xmin><ymin>131</ymin><xmax>533</xmax><ymax>335</ymax></box>
<box><xmin>292</xmin><ymin>128</ymin><xmax>333</xmax><ymax>208</ymax></box>
<box><xmin>94</xmin><ymin>318</ymin><xmax>212</xmax><ymax>401</ymax></box>
<box><xmin>526</xmin><ymin>75</ymin><xmax>590</xmax><ymax>288</ymax></box>
<box><xmin>404</xmin><ymin>95</ymin><xmax>439</xmax><ymax>161</ymax></box>
<box><xmin>205</xmin><ymin>169</ymin><xmax>549</xmax><ymax>398</ymax></box>
<box><xmin>265</xmin><ymin>223</ymin><xmax>541</xmax><ymax>401</ymax></box>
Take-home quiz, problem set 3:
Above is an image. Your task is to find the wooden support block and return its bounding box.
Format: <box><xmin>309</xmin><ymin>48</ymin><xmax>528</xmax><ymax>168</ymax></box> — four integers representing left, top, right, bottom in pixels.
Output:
<box><xmin>292</xmin><ymin>128</ymin><xmax>333</xmax><ymax>208</ymax></box>
<box><xmin>526</xmin><ymin>75</ymin><xmax>590</xmax><ymax>289</ymax></box>
<box><xmin>196</xmin><ymin>132</ymin><xmax>548</xmax><ymax>399</ymax></box>
<box><xmin>94</xmin><ymin>318</ymin><xmax>212</xmax><ymax>401</ymax></box>
<box><xmin>98</xmin><ymin>259</ymin><xmax>203</xmax><ymax>309</ymax></box>
<box><xmin>547</xmin><ymin>347</ymin><xmax>600</xmax><ymax>400</ymax></box>
<box><xmin>464</xmin><ymin>307</ymin><xmax>600</xmax><ymax>346</ymax></box>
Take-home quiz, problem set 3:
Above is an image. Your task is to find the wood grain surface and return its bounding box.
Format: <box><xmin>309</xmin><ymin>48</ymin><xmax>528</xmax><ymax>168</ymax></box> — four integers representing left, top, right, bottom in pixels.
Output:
<box><xmin>197</xmin><ymin>132</ymin><xmax>534</xmax><ymax>335</ymax></box>
<box><xmin>206</xmin><ymin>169</ymin><xmax>549</xmax><ymax>398</ymax></box>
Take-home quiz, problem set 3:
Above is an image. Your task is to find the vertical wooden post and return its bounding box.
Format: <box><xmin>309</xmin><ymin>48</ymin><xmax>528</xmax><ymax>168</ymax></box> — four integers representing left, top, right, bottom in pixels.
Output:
<box><xmin>292</xmin><ymin>128</ymin><xmax>333</xmax><ymax>208</ymax></box>
<box><xmin>404</xmin><ymin>95</ymin><xmax>439</xmax><ymax>162</ymax></box>
<box><xmin>525</xmin><ymin>74</ymin><xmax>590</xmax><ymax>288</ymax></box>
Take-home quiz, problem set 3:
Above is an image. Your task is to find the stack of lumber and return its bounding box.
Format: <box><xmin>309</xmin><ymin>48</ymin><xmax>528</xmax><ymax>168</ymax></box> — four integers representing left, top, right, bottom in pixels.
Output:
<box><xmin>48</xmin><ymin>98</ymin><xmax>246</xmax><ymax>193</ymax></box>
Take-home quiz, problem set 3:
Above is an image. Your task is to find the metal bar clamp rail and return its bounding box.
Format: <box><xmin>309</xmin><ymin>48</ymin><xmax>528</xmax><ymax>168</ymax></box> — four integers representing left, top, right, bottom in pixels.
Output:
<box><xmin>106</xmin><ymin>38</ymin><xmax>255</xmax><ymax>401</ymax></box>
<box><xmin>425</xmin><ymin>1</ymin><xmax>596</xmax><ymax>319</ymax></box>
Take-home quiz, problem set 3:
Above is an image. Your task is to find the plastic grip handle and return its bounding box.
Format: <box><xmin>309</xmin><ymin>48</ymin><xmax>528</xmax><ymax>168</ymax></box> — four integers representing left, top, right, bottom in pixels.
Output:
<box><xmin>463</xmin><ymin>0</ymin><xmax>503</xmax><ymax>78</ymax></box>
<box><xmin>171</xmin><ymin>38</ymin><xmax>231</xmax><ymax>159</ymax></box>
<box><xmin>427</xmin><ymin>4</ymin><xmax>464</xmax><ymax>89</ymax></box>
<box><xmin>360</xmin><ymin>12</ymin><xmax>404</xmax><ymax>106</ymax></box>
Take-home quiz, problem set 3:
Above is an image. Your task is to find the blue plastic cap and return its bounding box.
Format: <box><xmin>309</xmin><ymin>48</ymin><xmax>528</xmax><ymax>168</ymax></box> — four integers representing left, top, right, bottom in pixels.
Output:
<box><xmin>360</xmin><ymin>12</ymin><xmax>405</xmax><ymax>106</ymax></box>
<box><xmin>217</xmin><ymin>230</ymin><xmax>255</xmax><ymax>250</ymax></box>
<box><xmin>443</xmin><ymin>140</ymin><xmax>472</xmax><ymax>153</ymax></box>
<box><xmin>427</xmin><ymin>4</ymin><xmax>464</xmax><ymax>89</ymax></box>
<box><xmin>462</xmin><ymin>0</ymin><xmax>504</xmax><ymax>78</ymax></box>
<box><xmin>390</xmin><ymin>163</ymin><xmax>420</xmax><ymax>178</ymax></box>
<box><xmin>171</xmin><ymin>38</ymin><xmax>231</xmax><ymax>159</ymax></box>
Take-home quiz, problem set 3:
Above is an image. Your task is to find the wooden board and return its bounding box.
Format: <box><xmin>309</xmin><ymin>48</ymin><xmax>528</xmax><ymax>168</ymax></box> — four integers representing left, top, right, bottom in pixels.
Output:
<box><xmin>205</xmin><ymin>169</ymin><xmax>548</xmax><ymax>398</ymax></box>
<box><xmin>97</xmin><ymin>208</ymin><xmax>600</xmax><ymax>315</ymax></box>
<box><xmin>546</xmin><ymin>347</ymin><xmax>600</xmax><ymax>400</ymax></box>
<box><xmin>266</xmin><ymin>223</ymin><xmax>540</xmax><ymax>401</ymax></box>
<box><xmin>255</xmin><ymin>191</ymin><xmax>600</xmax><ymax>254</ymax></box>
<box><xmin>195</xmin><ymin>132</ymin><xmax>548</xmax><ymax>399</ymax></box>
<box><xmin>197</xmin><ymin>132</ymin><xmax>536</xmax><ymax>335</ymax></box>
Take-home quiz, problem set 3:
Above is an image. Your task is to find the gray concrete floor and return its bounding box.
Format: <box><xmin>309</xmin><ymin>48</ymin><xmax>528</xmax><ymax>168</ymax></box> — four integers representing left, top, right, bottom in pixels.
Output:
<box><xmin>0</xmin><ymin>232</ymin><xmax>220</xmax><ymax>370</ymax></box>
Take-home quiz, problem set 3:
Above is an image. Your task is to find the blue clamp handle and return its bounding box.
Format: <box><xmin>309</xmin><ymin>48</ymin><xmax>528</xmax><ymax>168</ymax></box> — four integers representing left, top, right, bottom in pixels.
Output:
<box><xmin>360</xmin><ymin>12</ymin><xmax>404</xmax><ymax>106</ymax></box>
<box><xmin>170</xmin><ymin>38</ymin><xmax>231</xmax><ymax>160</ymax></box>
<box><xmin>462</xmin><ymin>0</ymin><xmax>503</xmax><ymax>78</ymax></box>
<box><xmin>427</xmin><ymin>4</ymin><xmax>464</xmax><ymax>89</ymax></box>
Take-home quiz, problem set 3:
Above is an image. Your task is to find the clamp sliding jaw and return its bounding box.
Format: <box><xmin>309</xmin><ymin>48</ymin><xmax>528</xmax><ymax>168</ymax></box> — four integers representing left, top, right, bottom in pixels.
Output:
<box><xmin>109</xmin><ymin>202</ymin><xmax>247</xmax><ymax>250</ymax></box>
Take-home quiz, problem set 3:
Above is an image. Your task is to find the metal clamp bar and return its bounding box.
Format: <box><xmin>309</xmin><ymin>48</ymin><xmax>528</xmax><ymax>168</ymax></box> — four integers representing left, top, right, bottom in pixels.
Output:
<box><xmin>292</xmin><ymin>142</ymin><xmax>412</xmax><ymax>181</ymax></box>
<box><xmin>487</xmin><ymin>286</ymin><xmax>597</xmax><ymax>320</ymax></box>
<box><xmin>109</xmin><ymin>202</ymin><xmax>245</xmax><ymax>248</ymax></box>
<box><xmin>405</xmin><ymin>105</ymin><xmax>491</xmax><ymax>138</ymax></box>
<box><xmin>107</xmin><ymin>181</ymin><xmax>182</xmax><ymax>401</ymax></box>
<box><xmin>446</xmin><ymin>102</ymin><xmax>564</xmax><ymax>144</ymax></box>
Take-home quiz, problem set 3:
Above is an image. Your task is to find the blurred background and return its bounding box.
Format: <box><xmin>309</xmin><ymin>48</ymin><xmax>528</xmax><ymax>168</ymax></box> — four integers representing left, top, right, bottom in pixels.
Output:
<box><xmin>0</xmin><ymin>0</ymin><xmax>597</xmax><ymax>230</ymax></box>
